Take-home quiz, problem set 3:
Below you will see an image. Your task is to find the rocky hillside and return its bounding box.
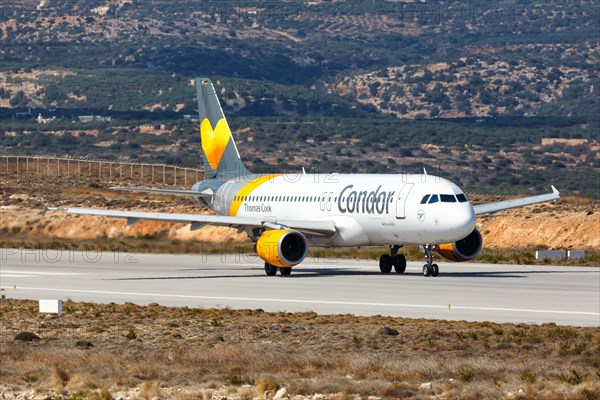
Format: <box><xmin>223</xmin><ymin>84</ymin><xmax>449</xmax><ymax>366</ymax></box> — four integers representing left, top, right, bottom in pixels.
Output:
<box><xmin>337</xmin><ymin>45</ymin><xmax>599</xmax><ymax>119</ymax></box>
<box><xmin>1</xmin><ymin>0</ymin><xmax>598</xmax><ymax>118</ymax></box>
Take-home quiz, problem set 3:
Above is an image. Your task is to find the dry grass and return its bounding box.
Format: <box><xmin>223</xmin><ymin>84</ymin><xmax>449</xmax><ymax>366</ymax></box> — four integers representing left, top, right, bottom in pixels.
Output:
<box><xmin>0</xmin><ymin>300</ymin><xmax>599</xmax><ymax>399</ymax></box>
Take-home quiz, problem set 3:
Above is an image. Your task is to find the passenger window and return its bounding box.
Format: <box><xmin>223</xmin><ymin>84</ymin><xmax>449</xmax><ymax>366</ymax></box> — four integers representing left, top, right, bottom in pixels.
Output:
<box><xmin>440</xmin><ymin>194</ymin><xmax>457</xmax><ymax>203</ymax></box>
<box><xmin>428</xmin><ymin>195</ymin><xmax>439</xmax><ymax>204</ymax></box>
<box><xmin>420</xmin><ymin>195</ymin><xmax>430</xmax><ymax>204</ymax></box>
<box><xmin>456</xmin><ymin>193</ymin><xmax>468</xmax><ymax>203</ymax></box>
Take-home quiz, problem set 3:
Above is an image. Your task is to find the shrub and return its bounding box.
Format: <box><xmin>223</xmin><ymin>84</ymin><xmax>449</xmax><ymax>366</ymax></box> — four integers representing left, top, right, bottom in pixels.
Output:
<box><xmin>460</xmin><ymin>368</ymin><xmax>475</xmax><ymax>382</ymax></box>
<box><xmin>75</xmin><ymin>339</ymin><xmax>94</xmax><ymax>349</ymax></box>
<box><xmin>256</xmin><ymin>376</ymin><xmax>279</xmax><ymax>394</ymax></box>
<box><xmin>21</xmin><ymin>373</ymin><xmax>38</xmax><ymax>383</ymax></box>
<box><xmin>14</xmin><ymin>331</ymin><xmax>40</xmax><ymax>341</ymax></box>
<box><xmin>558</xmin><ymin>369</ymin><xmax>587</xmax><ymax>385</ymax></box>
<box><xmin>228</xmin><ymin>375</ymin><xmax>254</xmax><ymax>386</ymax></box>
<box><xmin>379</xmin><ymin>326</ymin><xmax>399</xmax><ymax>336</ymax></box>
<box><xmin>124</xmin><ymin>327</ymin><xmax>137</xmax><ymax>340</ymax></box>
<box><xmin>521</xmin><ymin>371</ymin><xmax>536</xmax><ymax>383</ymax></box>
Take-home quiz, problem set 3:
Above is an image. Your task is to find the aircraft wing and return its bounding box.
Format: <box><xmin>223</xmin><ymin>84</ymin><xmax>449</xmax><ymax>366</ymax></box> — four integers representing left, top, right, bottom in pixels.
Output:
<box><xmin>473</xmin><ymin>186</ymin><xmax>560</xmax><ymax>215</ymax></box>
<box><xmin>110</xmin><ymin>186</ymin><xmax>213</xmax><ymax>197</ymax></box>
<box><xmin>42</xmin><ymin>205</ymin><xmax>337</xmax><ymax>236</ymax></box>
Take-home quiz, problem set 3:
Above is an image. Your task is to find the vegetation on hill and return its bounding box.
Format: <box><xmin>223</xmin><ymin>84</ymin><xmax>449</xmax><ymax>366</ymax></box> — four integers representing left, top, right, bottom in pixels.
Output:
<box><xmin>0</xmin><ymin>0</ymin><xmax>598</xmax><ymax>197</ymax></box>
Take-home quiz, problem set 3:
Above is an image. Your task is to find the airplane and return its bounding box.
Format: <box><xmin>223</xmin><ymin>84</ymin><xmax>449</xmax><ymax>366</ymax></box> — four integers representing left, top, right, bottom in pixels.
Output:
<box><xmin>44</xmin><ymin>78</ymin><xmax>560</xmax><ymax>277</ymax></box>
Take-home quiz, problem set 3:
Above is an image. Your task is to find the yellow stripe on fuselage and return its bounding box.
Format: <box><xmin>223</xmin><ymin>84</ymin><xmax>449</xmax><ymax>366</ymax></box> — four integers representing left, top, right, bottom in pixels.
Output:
<box><xmin>229</xmin><ymin>174</ymin><xmax>282</xmax><ymax>216</ymax></box>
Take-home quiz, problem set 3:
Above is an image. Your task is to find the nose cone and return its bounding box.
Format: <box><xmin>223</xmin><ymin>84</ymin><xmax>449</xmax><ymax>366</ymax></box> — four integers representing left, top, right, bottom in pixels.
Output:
<box><xmin>454</xmin><ymin>204</ymin><xmax>476</xmax><ymax>239</ymax></box>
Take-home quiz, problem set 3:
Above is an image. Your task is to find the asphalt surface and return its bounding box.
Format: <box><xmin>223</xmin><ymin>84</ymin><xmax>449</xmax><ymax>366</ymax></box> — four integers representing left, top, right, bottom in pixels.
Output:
<box><xmin>1</xmin><ymin>248</ymin><xmax>598</xmax><ymax>326</ymax></box>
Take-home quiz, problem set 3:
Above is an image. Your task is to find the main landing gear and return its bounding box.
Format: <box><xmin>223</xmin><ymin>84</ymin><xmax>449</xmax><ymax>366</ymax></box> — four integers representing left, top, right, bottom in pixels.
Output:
<box><xmin>422</xmin><ymin>244</ymin><xmax>439</xmax><ymax>277</ymax></box>
<box><xmin>379</xmin><ymin>245</ymin><xmax>407</xmax><ymax>274</ymax></box>
<box><xmin>264</xmin><ymin>262</ymin><xmax>291</xmax><ymax>276</ymax></box>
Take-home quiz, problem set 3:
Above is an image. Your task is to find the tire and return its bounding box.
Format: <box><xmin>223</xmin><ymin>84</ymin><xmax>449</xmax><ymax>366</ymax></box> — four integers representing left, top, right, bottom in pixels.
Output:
<box><xmin>279</xmin><ymin>267</ymin><xmax>292</xmax><ymax>276</ymax></box>
<box><xmin>431</xmin><ymin>264</ymin><xmax>439</xmax><ymax>277</ymax></box>
<box><xmin>379</xmin><ymin>254</ymin><xmax>393</xmax><ymax>273</ymax></box>
<box><xmin>423</xmin><ymin>264</ymin><xmax>431</xmax><ymax>277</ymax></box>
<box><xmin>264</xmin><ymin>263</ymin><xmax>278</xmax><ymax>276</ymax></box>
<box><xmin>393</xmin><ymin>254</ymin><xmax>407</xmax><ymax>273</ymax></box>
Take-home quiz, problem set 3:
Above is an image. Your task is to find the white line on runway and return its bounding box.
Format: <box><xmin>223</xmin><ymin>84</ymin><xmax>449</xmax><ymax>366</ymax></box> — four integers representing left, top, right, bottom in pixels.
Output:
<box><xmin>0</xmin><ymin>270</ymin><xmax>84</xmax><ymax>276</ymax></box>
<box><xmin>4</xmin><ymin>286</ymin><xmax>599</xmax><ymax>317</ymax></box>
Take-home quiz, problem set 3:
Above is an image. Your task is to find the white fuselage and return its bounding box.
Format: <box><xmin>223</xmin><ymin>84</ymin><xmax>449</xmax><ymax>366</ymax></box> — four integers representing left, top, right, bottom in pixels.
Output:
<box><xmin>209</xmin><ymin>173</ymin><xmax>476</xmax><ymax>247</ymax></box>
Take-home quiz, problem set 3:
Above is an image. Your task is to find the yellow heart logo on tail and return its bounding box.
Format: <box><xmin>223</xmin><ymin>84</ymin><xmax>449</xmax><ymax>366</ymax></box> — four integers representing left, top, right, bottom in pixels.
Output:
<box><xmin>200</xmin><ymin>118</ymin><xmax>231</xmax><ymax>169</ymax></box>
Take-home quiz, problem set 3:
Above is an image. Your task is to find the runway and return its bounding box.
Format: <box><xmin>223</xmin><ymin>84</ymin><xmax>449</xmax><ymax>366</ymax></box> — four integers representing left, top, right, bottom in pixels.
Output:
<box><xmin>1</xmin><ymin>248</ymin><xmax>598</xmax><ymax>326</ymax></box>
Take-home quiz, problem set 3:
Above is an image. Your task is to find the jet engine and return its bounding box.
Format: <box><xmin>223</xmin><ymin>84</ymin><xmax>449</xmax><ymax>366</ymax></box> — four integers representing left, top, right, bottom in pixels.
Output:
<box><xmin>436</xmin><ymin>228</ymin><xmax>483</xmax><ymax>262</ymax></box>
<box><xmin>256</xmin><ymin>229</ymin><xmax>308</xmax><ymax>267</ymax></box>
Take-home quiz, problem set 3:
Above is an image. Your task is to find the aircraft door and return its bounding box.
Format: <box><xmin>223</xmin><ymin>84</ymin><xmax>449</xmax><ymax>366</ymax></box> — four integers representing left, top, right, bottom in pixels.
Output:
<box><xmin>395</xmin><ymin>183</ymin><xmax>414</xmax><ymax>219</ymax></box>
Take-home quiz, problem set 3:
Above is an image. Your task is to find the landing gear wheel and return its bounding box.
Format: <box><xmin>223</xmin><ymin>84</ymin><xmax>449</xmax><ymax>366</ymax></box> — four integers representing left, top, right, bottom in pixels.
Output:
<box><xmin>279</xmin><ymin>267</ymin><xmax>292</xmax><ymax>276</ymax></box>
<box><xmin>423</xmin><ymin>264</ymin><xmax>431</xmax><ymax>277</ymax></box>
<box><xmin>393</xmin><ymin>254</ymin><xmax>407</xmax><ymax>273</ymax></box>
<box><xmin>431</xmin><ymin>264</ymin><xmax>439</xmax><ymax>277</ymax></box>
<box><xmin>379</xmin><ymin>254</ymin><xmax>393</xmax><ymax>273</ymax></box>
<box><xmin>264</xmin><ymin>263</ymin><xmax>278</xmax><ymax>276</ymax></box>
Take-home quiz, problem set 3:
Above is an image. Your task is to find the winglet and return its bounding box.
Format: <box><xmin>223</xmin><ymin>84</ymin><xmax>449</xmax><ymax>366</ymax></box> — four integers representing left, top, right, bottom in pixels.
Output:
<box><xmin>41</xmin><ymin>202</ymin><xmax>61</xmax><ymax>217</ymax></box>
<box><xmin>41</xmin><ymin>202</ymin><xmax>63</xmax><ymax>217</ymax></box>
<box><xmin>551</xmin><ymin>185</ymin><xmax>560</xmax><ymax>196</ymax></box>
<box><xmin>41</xmin><ymin>201</ymin><xmax>50</xmax><ymax>217</ymax></box>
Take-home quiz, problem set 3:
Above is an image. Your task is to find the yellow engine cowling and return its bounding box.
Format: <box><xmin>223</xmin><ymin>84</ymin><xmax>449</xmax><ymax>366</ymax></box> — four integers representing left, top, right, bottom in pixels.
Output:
<box><xmin>436</xmin><ymin>229</ymin><xmax>483</xmax><ymax>262</ymax></box>
<box><xmin>256</xmin><ymin>229</ymin><xmax>308</xmax><ymax>268</ymax></box>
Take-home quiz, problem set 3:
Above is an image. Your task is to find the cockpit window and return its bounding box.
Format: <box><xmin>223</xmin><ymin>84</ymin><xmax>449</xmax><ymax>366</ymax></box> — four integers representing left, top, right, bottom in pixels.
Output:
<box><xmin>440</xmin><ymin>194</ymin><xmax>457</xmax><ymax>203</ymax></box>
<box><xmin>428</xmin><ymin>194</ymin><xmax>439</xmax><ymax>204</ymax></box>
<box><xmin>420</xmin><ymin>195</ymin><xmax>430</xmax><ymax>204</ymax></box>
<box><xmin>456</xmin><ymin>193</ymin><xmax>468</xmax><ymax>203</ymax></box>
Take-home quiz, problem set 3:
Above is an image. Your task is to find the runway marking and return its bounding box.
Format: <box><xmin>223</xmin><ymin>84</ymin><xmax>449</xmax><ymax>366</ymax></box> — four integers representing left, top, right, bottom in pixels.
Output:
<box><xmin>1</xmin><ymin>270</ymin><xmax>84</xmax><ymax>276</ymax></box>
<box><xmin>3</xmin><ymin>286</ymin><xmax>599</xmax><ymax>317</ymax></box>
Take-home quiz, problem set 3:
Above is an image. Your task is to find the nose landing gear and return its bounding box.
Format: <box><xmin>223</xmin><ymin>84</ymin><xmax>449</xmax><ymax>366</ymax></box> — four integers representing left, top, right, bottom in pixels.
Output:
<box><xmin>422</xmin><ymin>244</ymin><xmax>439</xmax><ymax>277</ymax></box>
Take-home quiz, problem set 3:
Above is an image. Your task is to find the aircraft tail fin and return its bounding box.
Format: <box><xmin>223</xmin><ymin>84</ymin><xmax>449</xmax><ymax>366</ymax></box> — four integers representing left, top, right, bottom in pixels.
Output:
<box><xmin>196</xmin><ymin>78</ymin><xmax>250</xmax><ymax>180</ymax></box>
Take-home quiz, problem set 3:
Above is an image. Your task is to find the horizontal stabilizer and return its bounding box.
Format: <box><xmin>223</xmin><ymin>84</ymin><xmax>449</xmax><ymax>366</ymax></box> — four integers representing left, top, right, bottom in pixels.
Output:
<box><xmin>110</xmin><ymin>186</ymin><xmax>213</xmax><ymax>197</ymax></box>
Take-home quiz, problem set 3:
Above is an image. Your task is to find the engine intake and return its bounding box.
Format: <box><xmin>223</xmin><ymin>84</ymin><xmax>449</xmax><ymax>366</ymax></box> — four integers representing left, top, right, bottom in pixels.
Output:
<box><xmin>256</xmin><ymin>229</ymin><xmax>308</xmax><ymax>268</ymax></box>
<box><xmin>437</xmin><ymin>228</ymin><xmax>483</xmax><ymax>262</ymax></box>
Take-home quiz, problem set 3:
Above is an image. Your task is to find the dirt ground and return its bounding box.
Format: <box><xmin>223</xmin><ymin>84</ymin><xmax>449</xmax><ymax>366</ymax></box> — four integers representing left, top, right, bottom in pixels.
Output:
<box><xmin>1</xmin><ymin>299</ymin><xmax>599</xmax><ymax>400</ymax></box>
<box><xmin>1</xmin><ymin>174</ymin><xmax>598</xmax><ymax>251</ymax></box>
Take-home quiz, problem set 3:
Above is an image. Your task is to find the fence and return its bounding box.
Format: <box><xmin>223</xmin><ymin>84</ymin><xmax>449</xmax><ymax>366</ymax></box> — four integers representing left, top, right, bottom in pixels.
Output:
<box><xmin>0</xmin><ymin>154</ymin><xmax>204</xmax><ymax>187</ymax></box>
